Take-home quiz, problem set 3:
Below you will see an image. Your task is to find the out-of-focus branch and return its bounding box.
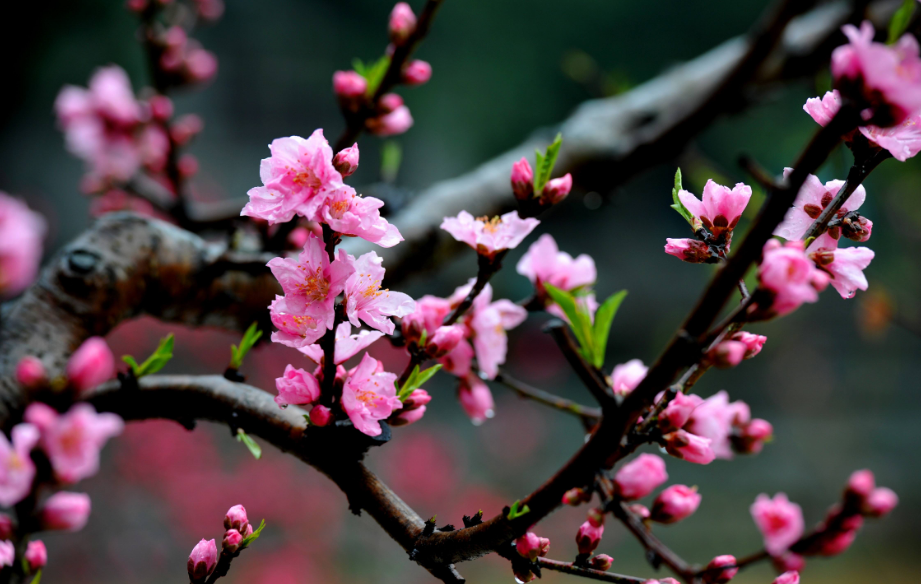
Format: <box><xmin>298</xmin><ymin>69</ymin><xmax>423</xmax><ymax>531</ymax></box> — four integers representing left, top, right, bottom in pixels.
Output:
<box><xmin>346</xmin><ymin>0</ymin><xmax>898</xmax><ymax>285</ymax></box>
<box><xmin>0</xmin><ymin>213</ymin><xmax>278</xmax><ymax>423</ymax></box>
<box><xmin>493</xmin><ymin>370</ymin><xmax>601</xmax><ymax>424</ymax></box>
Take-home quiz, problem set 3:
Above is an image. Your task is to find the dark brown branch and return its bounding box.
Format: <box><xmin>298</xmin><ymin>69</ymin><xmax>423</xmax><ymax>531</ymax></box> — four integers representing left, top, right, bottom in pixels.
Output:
<box><xmin>493</xmin><ymin>370</ymin><xmax>601</xmax><ymax>424</ymax></box>
<box><xmin>545</xmin><ymin>321</ymin><xmax>614</xmax><ymax>410</ymax></box>
<box><xmin>536</xmin><ymin>557</ymin><xmax>646</xmax><ymax>584</ymax></box>
<box><xmin>610</xmin><ymin>502</ymin><xmax>694</xmax><ymax>581</ymax></box>
<box><xmin>443</xmin><ymin>251</ymin><xmax>506</xmax><ymax>326</ymax></box>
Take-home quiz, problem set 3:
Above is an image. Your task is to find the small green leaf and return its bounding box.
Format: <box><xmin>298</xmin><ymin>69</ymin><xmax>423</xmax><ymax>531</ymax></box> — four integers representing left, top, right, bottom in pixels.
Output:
<box><xmin>364</xmin><ymin>55</ymin><xmax>392</xmax><ymax>96</ymax></box>
<box><xmin>122</xmin><ymin>334</ymin><xmax>174</xmax><ymax>378</ymax></box>
<box><xmin>670</xmin><ymin>168</ymin><xmax>694</xmax><ymax>226</ymax></box>
<box><xmin>121</xmin><ymin>355</ymin><xmax>140</xmax><ymax>371</ymax></box>
<box><xmin>591</xmin><ymin>290</ymin><xmax>628</xmax><ymax>369</ymax></box>
<box><xmin>888</xmin><ymin>0</ymin><xmax>916</xmax><ymax>44</ymax></box>
<box><xmin>398</xmin><ymin>364</ymin><xmax>443</xmax><ymax>400</ymax></box>
<box><xmin>380</xmin><ymin>140</ymin><xmax>403</xmax><ymax>184</ymax></box>
<box><xmin>533</xmin><ymin>133</ymin><xmax>563</xmax><ymax>195</ymax></box>
<box><xmin>544</xmin><ymin>284</ymin><xmax>594</xmax><ymax>362</ymax></box>
<box><xmin>803</xmin><ymin>235</ymin><xmax>816</xmax><ymax>248</ymax></box>
<box><xmin>236</xmin><ymin>428</ymin><xmax>262</xmax><ymax>460</ymax></box>
<box><xmin>241</xmin><ymin>519</ymin><xmax>266</xmax><ymax>548</ymax></box>
<box><xmin>231</xmin><ymin>322</ymin><xmax>263</xmax><ymax>370</ymax></box>
<box><xmin>29</xmin><ymin>571</ymin><xmax>41</xmax><ymax>584</ymax></box>
<box><xmin>507</xmin><ymin>500</ymin><xmax>531</xmax><ymax>520</ymax></box>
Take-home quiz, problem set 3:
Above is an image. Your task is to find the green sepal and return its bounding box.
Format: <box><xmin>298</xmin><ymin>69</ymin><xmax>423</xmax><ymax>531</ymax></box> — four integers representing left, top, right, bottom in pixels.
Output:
<box><xmin>590</xmin><ymin>290</ymin><xmax>628</xmax><ymax>369</ymax></box>
<box><xmin>121</xmin><ymin>333</ymin><xmax>174</xmax><ymax>378</ymax></box>
<box><xmin>398</xmin><ymin>364</ymin><xmax>442</xmax><ymax>400</ymax></box>
<box><xmin>241</xmin><ymin>519</ymin><xmax>266</xmax><ymax>548</ymax></box>
<box><xmin>533</xmin><ymin>133</ymin><xmax>563</xmax><ymax>196</ymax></box>
<box><xmin>670</xmin><ymin>168</ymin><xmax>694</xmax><ymax>226</ymax></box>
<box><xmin>236</xmin><ymin>428</ymin><xmax>262</xmax><ymax>460</ymax></box>
<box><xmin>231</xmin><ymin>323</ymin><xmax>263</xmax><ymax>370</ymax></box>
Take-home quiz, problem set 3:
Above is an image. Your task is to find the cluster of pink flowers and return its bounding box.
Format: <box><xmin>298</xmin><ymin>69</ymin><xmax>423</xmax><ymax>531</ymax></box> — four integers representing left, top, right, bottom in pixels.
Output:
<box><xmin>0</xmin><ymin>191</ymin><xmax>45</xmax><ymax>298</ymax></box>
<box><xmin>610</xmin><ymin>454</ymin><xmax>702</xmax><ymax>525</ymax></box>
<box><xmin>665</xmin><ymin>180</ymin><xmax>752</xmax><ymax>264</ymax></box>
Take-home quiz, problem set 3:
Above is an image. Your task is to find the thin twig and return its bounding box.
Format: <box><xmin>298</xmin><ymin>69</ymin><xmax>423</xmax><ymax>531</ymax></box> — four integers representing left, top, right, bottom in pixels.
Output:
<box><xmin>493</xmin><ymin>370</ymin><xmax>601</xmax><ymax>423</ymax></box>
<box><xmin>443</xmin><ymin>251</ymin><xmax>507</xmax><ymax>326</ymax></box>
<box><xmin>536</xmin><ymin>557</ymin><xmax>646</xmax><ymax>584</ymax></box>
<box><xmin>544</xmin><ymin>321</ymin><xmax>614</xmax><ymax>410</ymax></box>
<box><xmin>609</xmin><ymin>501</ymin><xmax>694</xmax><ymax>581</ymax></box>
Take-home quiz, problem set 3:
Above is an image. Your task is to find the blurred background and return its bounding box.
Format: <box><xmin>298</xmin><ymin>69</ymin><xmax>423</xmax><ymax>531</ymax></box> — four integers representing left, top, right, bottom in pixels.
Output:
<box><xmin>1</xmin><ymin>0</ymin><xmax>919</xmax><ymax>582</ymax></box>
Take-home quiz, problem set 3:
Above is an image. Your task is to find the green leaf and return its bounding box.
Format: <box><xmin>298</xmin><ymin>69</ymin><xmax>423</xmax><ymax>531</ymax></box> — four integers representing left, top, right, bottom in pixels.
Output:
<box><xmin>380</xmin><ymin>140</ymin><xmax>403</xmax><ymax>184</ymax></box>
<box><xmin>231</xmin><ymin>322</ymin><xmax>263</xmax><ymax>370</ymax></box>
<box><xmin>888</xmin><ymin>0</ymin><xmax>916</xmax><ymax>44</ymax></box>
<box><xmin>236</xmin><ymin>428</ymin><xmax>262</xmax><ymax>460</ymax></box>
<box><xmin>544</xmin><ymin>284</ymin><xmax>594</xmax><ymax>362</ymax></box>
<box><xmin>241</xmin><ymin>519</ymin><xmax>266</xmax><ymax>548</ymax></box>
<box><xmin>533</xmin><ymin>133</ymin><xmax>563</xmax><ymax>195</ymax></box>
<box><xmin>365</xmin><ymin>55</ymin><xmax>392</xmax><ymax>96</ymax></box>
<box><xmin>506</xmin><ymin>500</ymin><xmax>531</xmax><ymax>520</ymax></box>
<box><xmin>122</xmin><ymin>334</ymin><xmax>174</xmax><ymax>378</ymax></box>
<box><xmin>590</xmin><ymin>290</ymin><xmax>628</xmax><ymax>369</ymax></box>
<box><xmin>669</xmin><ymin>168</ymin><xmax>694</xmax><ymax>226</ymax></box>
<box><xmin>29</xmin><ymin>571</ymin><xmax>41</xmax><ymax>584</ymax></box>
<box><xmin>398</xmin><ymin>364</ymin><xmax>443</xmax><ymax>400</ymax></box>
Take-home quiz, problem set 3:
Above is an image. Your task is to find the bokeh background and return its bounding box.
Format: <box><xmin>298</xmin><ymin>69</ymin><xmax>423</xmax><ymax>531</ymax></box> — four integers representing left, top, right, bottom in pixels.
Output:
<box><xmin>2</xmin><ymin>0</ymin><xmax>919</xmax><ymax>582</ymax></box>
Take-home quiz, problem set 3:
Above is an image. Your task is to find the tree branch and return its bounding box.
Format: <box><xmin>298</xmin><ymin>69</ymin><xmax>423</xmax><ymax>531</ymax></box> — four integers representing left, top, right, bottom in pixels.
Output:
<box><xmin>492</xmin><ymin>370</ymin><xmax>601</xmax><ymax>424</ymax></box>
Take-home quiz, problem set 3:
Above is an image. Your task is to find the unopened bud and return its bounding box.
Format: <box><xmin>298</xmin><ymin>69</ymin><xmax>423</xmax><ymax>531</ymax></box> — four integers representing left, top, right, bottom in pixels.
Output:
<box><xmin>773</xmin><ymin>572</ymin><xmax>800</xmax><ymax>584</ymax></box>
<box><xmin>588</xmin><ymin>553</ymin><xmax>613</xmax><ymax>571</ymax></box>
<box><xmin>515</xmin><ymin>532</ymin><xmax>541</xmax><ymax>561</ymax></box>
<box><xmin>333</xmin><ymin>144</ymin><xmax>360</xmax><ymax>177</ymax></box>
<box><xmin>511</xmin><ymin>158</ymin><xmax>534</xmax><ymax>200</ymax></box>
<box><xmin>707</xmin><ymin>340</ymin><xmax>746</xmax><ymax>369</ymax></box>
<box><xmin>222</xmin><ymin>528</ymin><xmax>244</xmax><ymax>553</ymax></box>
<box><xmin>388</xmin><ymin>2</ymin><xmax>417</xmax><ymax>45</ymax></box>
<box><xmin>402</xmin><ymin>60</ymin><xmax>432</xmax><ymax>86</ymax></box>
<box><xmin>187</xmin><ymin>538</ymin><xmax>217</xmax><ymax>582</ymax></box>
<box><xmin>587</xmin><ymin>507</ymin><xmax>605</xmax><ymax>528</ymax></box>
<box><xmin>664</xmin><ymin>430</ymin><xmax>715</xmax><ymax>465</ymax></box>
<box><xmin>224</xmin><ymin>504</ymin><xmax>249</xmax><ymax>531</ymax></box>
<box><xmin>40</xmin><ymin>492</ymin><xmax>91</xmax><ymax>532</ymax></box>
<box><xmin>333</xmin><ymin>71</ymin><xmax>367</xmax><ymax>100</ymax></box>
<box><xmin>562</xmin><ymin>487</ymin><xmax>590</xmax><ymax>506</ymax></box>
<box><xmin>575</xmin><ymin>520</ymin><xmax>603</xmax><ymax>555</ymax></box>
<box><xmin>541</xmin><ymin>173</ymin><xmax>572</xmax><ymax>205</ymax></box>
<box><xmin>16</xmin><ymin>356</ymin><xmax>46</xmax><ymax>389</ymax></box>
<box><xmin>651</xmin><ymin>485</ymin><xmax>701</xmax><ymax>524</ymax></box>
<box><xmin>863</xmin><ymin>487</ymin><xmax>898</xmax><ymax>517</ymax></box>
<box><xmin>628</xmin><ymin>504</ymin><xmax>650</xmax><ymax>520</ymax></box>
<box><xmin>366</xmin><ymin>105</ymin><xmax>414</xmax><ymax>137</ymax></box>
<box><xmin>66</xmin><ymin>337</ymin><xmax>115</xmax><ymax>393</ymax></box>
<box><xmin>170</xmin><ymin>114</ymin><xmax>204</xmax><ymax>146</ymax></box>
<box><xmin>185</xmin><ymin>49</ymin><xmax>218</xmax><ymax>83</ymax></box>
<box><xmin>846</xmin><ymin>469</ymin><xmax>875</xmax><ymax>501</ymax></box>
<box><xmin>309</xmin><ymin>404</ymin><xmax>333</xmax><ymax>427</ymax></box>
<box><xmin>178</xmin><ymin>154</ymin><xmax>199</xmax><ymax>178</ymax></box>
<box><xmin>24</xmin><ymin>540</ymin><xmax>47</xmax><ymax>572</ymax></box>
<box><xmin>148</xmin><ymin>95</ymin><xmax>173</xmax><ymax>121</ymax></box>
<box><xmin>426</xmin><ymin>325</ymin><xmax>464</xmax><ymax>358</ymax></box>
<box><xmin>391</xmin><ymin>406</ymin><xmax>426</xmax><ymax>426</ymax></box>
<box><xmin>0</xmin><ymin>515</ymin><xmax>12</xmax><ymax>540</ymax></box>
<box><xmin>378</xmin><ymin>93</ymin><xmax>404</xmax><ymax>113</ymax></box>
<box><xmin>702</xmin><ymin>555</ymin><xmax>738</xmax><ymax>584</ymax></box>
<box><xmin>731</xmin><ymin>418</ymin><xmax>773</xmax><ymax>455</ymax></box>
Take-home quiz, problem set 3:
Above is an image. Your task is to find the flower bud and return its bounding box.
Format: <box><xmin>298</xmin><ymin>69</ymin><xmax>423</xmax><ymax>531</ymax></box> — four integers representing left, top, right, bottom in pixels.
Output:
<box><xmin>730</xmin><ymin>332</ymin><xmax>766</xmax><ymax>359</ymax></box>
<box><xmin>562</xmin><ymin>487</ymin><xmax>591</xmax><ymax>506</ymax></box>
<box><xmin>588</xmin><ymin>553</ymin><xmax>613</xmax><ymax>571</ymax></box>
<box><xmin>389</xmin><ymin>2</ymin><xmax>417</xmax><ymax>45</ymax></box>
<box><xmin>664</xmin><ymin>430</ymin><xmax>715</xmax><ymax>465</ymax></box>
<box><xmin>702</xmin><ymin>555</ymin><xmax>738</xmax><ymax>584</ymax></box>
<box><xmin>333</xmin><ymin>71</ymin><xmax>367</xmax><ymax>100</ymax></box>
<box><xmin>587</xmin><ymin>507</ymin><xmax>605</xmax><ymax>528</ymax></box>
<box><xmin>148</xmin><ymin>95</ymin><xmax>174</xmax><ymax>121</ymax></box>
<box><xmin>333</xmin><ymin>144</ymin><xmax>360</xmax><ymax>177</ymax></box>
<box><xmin>773</xmin><ymin>572</ymin><xmax>800</xmax><ymax>584</ymax></box>
<box><xmin>222</xmin><ymin>528</ymin><xmax>244</xmax><ymax>553</ymax></box>
<box><xmin>628</xmin><ymin>504</ymin><xmax>650</xmax><ymax>519</ymax></box>
<box><xmin>426</xmin><ymin>325</ymin><xmax>464</xmax><ymax>358</ymax></box>
<box><xmin>126</xmin><ymin>0</ymin><xmax>149</xmax><ymax>12</ymax></box>
<box><xmin>817</xmin><ymin>528</ymin><xmax>857</xmax><ymax>556</ymax></box>
<box><xmin>863</xmin><ymin>487</ymin><xmax>898</xmax><ymax>517</ymax></box>
<box><xmin>575</xmin><ymin>520</ymin><xmax>603</xmax><ymax>555</ymax></box>
<box><xmin>25</xmin><ymin>540</ymin><xmax>47</xmax><ymax>572</ymax></box>
<box><xmin>541</xmin><ymin>173</ymin><xmax>572</xmax><ymax>205</ymax></box>
<box><xmin>537</xmin><ymin>537</ymin><xmax>550</xmax><ymax>557</ymax></box>
<box><xmin>732</xmin><ymin>418</ymin><xmax>773</xmax><ymax>455</ymax></box>
<box><xmin>511</xmin><ymin>158</ymin><xmax>534</xmax><ymax>200</ymax></box>
<box><xmin>0</xmin><ymin>515</ymin><xmax>13</xmax><ymax>540</ymax></box>
<box><xmin>658</xmin><ymin>392</ymin><xmax>703</xmax><ymax>432</ymax></box>
<box><xmin>0</xmin><ymin>542</ymin><xmax>12</xmax><ymax>570</ymax></box>
<box><xmin>378</xmin><ymin>93</ymin><xmax>404</xmax><ymax>113</ymax></box>
<box><xmin>707</xmin><ymin>340</ymin><xmax>746</xmax><ymax>369</ymax></box>
<box><xmin>178</xmin><ymin>154</ymin><xmax>199</xmax><ymax>178</ymax></box>
<box><xmin>651</xmin><ymin>485</ymin><xmax>701</xmax><ymax>524</ymax></box>
<box><xmin>224</xmin><ymin>504</ymin><xmax>249</xmax><ymax>531</ymax></box>
<box><xmin>458</xmin><ymin>376</ymin><xmax>494</xmax><ymax>424</ymax></box>
<box><xmin>515</xmin><ymin>531</ymin><xmax>541</xmax><ymax>561</ymax></box>
<box><xmin>170</xmin><ymin>114</ymin><xmax>204</xmax><ymax>146</ymax></box>
<box><xmin>16</xmin><ymin>356</ymin><xmax>46</xmax><ymax>389</ymax></box>
<box><xmin>40</xmin><ymin>492</ymin><xmax>91</xmax><ymax>531</ymax></box>
<box><xmin>772</xmin><ymin>553</ymin><xmax>805</xmax><ymax>573</ymax></box>
<box><xmin>391</xmin><ymin>406</ymin><xmax>426</xmax><ymax>427</ymax></box>
<box><xmin>185</xmin><ymin>49</ymin><xmax>218</xmax><ymax>83</ymax></box>
<box><xmin>664</xmin><ymin>238</ymin><xmax>712</xmax><ymax>263</ymax></box>
<box><xmin>66</xmin><ymin>337</ymin><xmax>115</xmax><ymax>392</ymax></box>
<box><xmin>402</xmin><ymin>60</ymin><xmax>432</xmax><ymax>86</ymax></box>
<box><xmin>613</xmin><ymin>453</ymin><xmax>668</xmax><ymax>500</ymax></box>
<box><xmin>367</xmin><ymin>105</ymin><xmax>414</xmax><ymax>136</ymax></box>
<box><xmin>846</xmin><ymin>469</ymin><xmax>875</xmax><ymax>500</ymax></box>
<box><xmin>309</xmin><ymin>404</ymin><xmax>333</xmax><ymax>427</ymax></box>
<box><xmin>403</xmin><ymin>389</ymin><xmax>432</xmax><ymax>410</ymax></box>
<box><xmin>187</xmin><ymin>538</ymin><xmax>217</xmax><ymax>582</ymax></box>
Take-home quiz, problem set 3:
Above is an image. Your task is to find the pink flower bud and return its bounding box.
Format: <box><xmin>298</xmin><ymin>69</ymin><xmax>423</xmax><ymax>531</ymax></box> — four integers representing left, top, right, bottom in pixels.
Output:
<box><xmin>126</xmin><ymin>0</ymin><xmax>149</xmax><ymax>12</ymax></box>
<box><xmin>170</xmin><ymin>114</ymin><xmax>204</xmax><ymax>146</ymax></box>
<box><xmin>0</xmin><ymin>542</ymin><xmax>12</xmax><ymax>569</ymax></box>
<box><xmin>66</xmin><ymin>337</ymin><xmax>114</xmax><ymax>392</ymax></box>
<box><xmin>707</xmin><ymin>340</ymin><xmax>746</xmax><ymax>369</ymax></box>
<box><xmin>379</xmin><ymin>93</ymin><xmax>404</xmax><ymax>113</ymax></box>
<box><xmin>333</xmin><ymin>144</ymin><xmax>360</xmax><ymax>177</ymax></box>
<box><xmin>402</xmin><ymin>60</ymin><xmax>432</xmax><ymax>86</ymax></box>
<box><xmin>195</xmin><ymin>0</ymin><xmax>224</xmax><ymax>20</ymax></box>
<box><xmin>538</xmin><ymin>537</ymin><xmax>550</xmax><ymax>557</ymax></box>
<box><xmin>664</xmin><ymin>238</ymin><xmax>711</xmax><ymax>263</ymax></box>
<box><xmin>286</xmin><ymin>226</ymin><xmax>310</xmax><ymax>249</ymax></box>
<box><xmin>664</xmin><ymin>430</ymin><xmax>715</xmax><ymax>465</ymax></box>
<box><xmin>614</xmin><ymin>453</ymin><xmax>668</xmax><ymax>500</ymax></box>
<box><xmin>511</xmin><ymin>158</ymin><xmax>534</xmax><ymax>200</ymax></box>
<box><xmin>403</xmin><ymin>389</ymin><xmax>432</xmax><ymax>410</ymax></box>
<box><xmin>333</xmin><ymin>71</ymin><xmax>368</xmax><ymax>100</ymax></box>
<box><xmin>702</xmin><ymin>555</ymin><xmax>738</xmax><ymax>584</ymax></box>
<box><xmin>185</xmin><ymin>49</ymin><xmax>218</xmax><ymax>83</ymax></box>
<box><xmin>187</xmin><ymin>538</ymin><xmax>218</xmax><ymax>582</ymax></box>
<box><xmin>575</xmin><ymin>520</ymin><xmax>603</xmax><ymax>555</ymax></box>
<box><xmin>458</xmin><ymin>376</ymin><xmax>494</xmax><ymax>424</ymax></box>
<box><xmin>651</xmin><ymin>485</ymin><xmax>701</xmax><ymax>524</ymax></box>
<box><xmin>658</xmin><ymin>392</ymin><xmax>703</xmax><ymax>432</ymax></box>
<box><xmin>222</xmin><ymin>528</ymin><xmax>244</xmax><ymax>553</ymax></box>
<box><xmin>588</xmin><ymin>553</ymin><xmax>613</xmax><ymax>571</ymax></box>
<box><xmin>773</xmin><ymin>572</ymin><xmax>800</xmax><ymax>584</ymax></box>
<box><xmin>863</xmin><ymin>487</ymin><xmax>898</xmax><ymax>517</ymax></box>
<box><xmin>733</xmin><ymin>418</ymin><xmax>773</xmax><ymax>454</ymax></box>
<box><xmin>25</xmin><ymin>540</ymin><xmax>47</xmax><ymax>572</ymax></box>
<box><xmin>16</xmin><ymin>356</ymin><xmax>46</xmax><ymax>389</ymax></box>
<box><xmin>587</xmin><ymin>507</ymin><xmax>605</xmax><ymax>528</ymax></box>
<box><xmin>772</xmin><ymin>553</ymin><xmax>805</xmax><ymax>573</ymax></box>
<box><xmin>817</xmin><ymin>528</ymin><xmax>857</xmax><ymax>556</ymax></box>
<box><xmin>0</xmin><ymin>515</ymin><xmax>12</xmax><ymax>540</ymax></box>
<box><xmin>562</xmin><ymin>487</ymin><xmax>590</xmax><ymax>506</ymax></box>
<box><xmin>730</xmin><ymin>331</ymin><xmax>766</xmax><ymax>359</ymax></box>
<box><xmin>389</xmin><ymin>2</ymin><xmax>417</xmax><ymax>45</ymax></box>
<box><xmin>629</xmin><ymin>504</ymin><xmax>650</xmax><ymax>519</ymax></box>
<box><xmin>426</xmin><ymin>325</ymin><xmax>464</xmax><ymax>358</ymax></box>
<box><xmin>41</xmin><ymin>491</ymin><xmax>91</xmax><ymax>531</ymax></box>
<box><xmin>391</xmin><ymin>406</ymin><xmax>426</xmax><ymax>426</ymax></box>
<box><xmin>148</xmin><ymin>95</ymin><xmax>174</xmax><ymax>121</ymax></box>
<box><xmin>542</xmin><ymin>174</ymin><xmax>572</xmax><ymax>205</ymax></box>
<box><xmin>367</xmin><ymin>105</ymin><xmax>414</xmax><ymax>136</ymax></box>
<box><xmin>846</xmin><ymin>469</ymin><xmax>875</xmax><ymax>500</ymax></box>
<box><xmin>309</xmin><ymin>404</ymin><xmax>333</xmax><ymax>427</ymax></box>
<box><xmin>178</xmin><ymin>154</ymin><xmax>199</xmax><ymax>178</ymax></box>
<box><xmin>224</xmin><ymin>504</ymin><xmax>249</xmax><ymax>531</ymax></box>
<box><xmin>515</xmin><ymin>531</ymin><xmax>541</xmax><ymax>561</ymax></box>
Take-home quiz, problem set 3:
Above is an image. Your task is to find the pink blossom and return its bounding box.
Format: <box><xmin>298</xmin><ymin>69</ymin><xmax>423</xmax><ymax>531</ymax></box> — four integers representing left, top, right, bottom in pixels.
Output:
<box><xmin>333</xmin><ymin>71</ymin><xmax>368</xmax><ymax>99</ymax></box>
<box><xmin>807</xmin><ymin>233</ymin><xmax>874</xmax><ymax>299</ymax></box>
<box><xmin>439</xmin><ymin>338</ymin><xmax>474</xmax><ymax>377</ymax></box>
<box><xmin>367</xmin><ymin>105</ymin><xmax>414</xmax><ymax>136</ymax></box>
<box><xmin>750</xmin><ymin>493</ymin><xmax>805</xmax><ymax>556</ymax></box>
<box><xmin>25</xmin><ymin>540</ymin><xmax>46</xmax><ymax>571</ymax></box>
<box><xmin>333</xmin><ymin>143</ymin><xmax>360</xmax><ymax>177</ymax></box>
<box><xmin>702</xmin><ymin>555</ymin><xmax>738</xmax><ymax>584</ymax></box>
<box><xmin>664</xmin><ymin>430</ymin><xmax>715</xmax><ymax>464</ymax></box>
<box><xmin>659</xmin><ymin>392</ymin><xmax>703</xmax><ymax>432</ymax></box>
<box><xmin>863</xmin><ymin>487</ymin><xmax>898</xmax><ymax>517</ymax></box>
<box><xmin>274</xmin><ymin>365</ymin><xmax>321</xmax><ymax>407</ymax></box>
<box><xmin>0</xmin><ymin>192</ymin><xmax>46</xmax><ymax>298</ymax></box>
<box><xmin>242</xmin><ymin>130</ymin><xmax>343</xmax><ymax>224</ymax></box>
<box><xmin>610</xmin><ymin>359</ymin><xmax>647</xmax><ymax>397</ymax></box>
<box><xmin>389</xmin><ymin>2</ymin><xmax>417</xmax><ymax>45</ymax></box>
<box><xmin>774</xmin><ymin>169</ymin><xmax>868</xmax><ymax>241</ymax></box>
<box><xmin>0</xmin><ymin>541</ymin><xmax>12</xmax><ymax>569</ymax></box>
<box><xmin>341</xmin><ymin>353</ymin><xmax>402</xmax><ymax>436</ymax></box>
<box><xmin>425</xmin><ymin>325</ymin><xmax>465</xmax><ymax>358</ymax></box>
<box><xmin>575</xmin><ymin>520</ymin><xmax>603</xmax><ymax>554</ymax></box>
<box><xmin>309</xmin><ymin>404</ymin><xmax>333</xmax><ymax>427</ymax></box>
<box><xmin>403</xmin><ymin>60</ymin><xmax>432</xmax><ymax>85</ymax></box>
<box><xmin>511</xmin><ymin>157</ymin><xmax>534</xmax><ymax>200</ymax></box>
<box><xmin>66</xmin><ymin>336</ymin><xmax>115</xmax><ymax>392</ymax></box>
<box><xmin>588</xmin><ymin>554</ymin><xmax>613</xmax><ymax>571</ymax></box>
<box><xmin>0</xmin><ymin>424</ymin><xmax>40</xmax><ymax>507</ymax></box>
<box><xmin>343</xmin><ymin>251</ymin><xmax>415</xmax><ymax>334</ymax></box>
<box><xmin>685</xmin><ymin>391</ymin><xmax>749</xmax><ymax>460</ymax></box>
<box><xmin>516</xmin><ymin>532</ymin><xmax>542</xmax><ymax>561</ymax></box>
<box><xmin>314</xmin><ymin>186</ymin><xmax>403</xmax><ymax>247</ymax></box>
<box><xmin>24</xmin><ymin>402</ymin><xmax>124</xmax><ymax>484</ymax></box>
<box><xmin>41</xmin><ymin>491</ymin><xmax>91</xmax><ymax>532</ymax></box>
<box><xmin>392</xmin><ymin>389</ymin><xmax>430</xmax><ymax>427</ymax></box>
<box><xmin>614</xmin><ymin>453</ymin><xmax>668</xmax><ymax>500</ymax></box>
<box><xmin>268</xmin><ymin>295</ymin><xmax>327</xmax><ymax>349</ymax></box>
<box><xmin>803</xmin><ymin>90</ymin><xmax>843</xmax><ymax>127</ymax></box>
<box><xmin>402</xmin><ymin>295</ymin><xmax>452</xmax><ymax>342</ymax></box>
<box><xmin>831</xmin><ymin>22</ymin><xmax>921</xmax><ymax>124</ymax></box>
<box><xmin>651</xmin><ymin>485</ymin><xmax>701</xmax><ymax>524</ymax></box>
<box><xmin>677</xmin><ymin>180</ymin><xmax>751</xmax><ymax>237</ymax></box>
<box><xmin>757</xmin><ymin>239</ymin><xmax>828</xmax><ymax>316</ymax></box>
<box><xmin>773</xmin><ymin>572</ymin><xmax>800</xmax><ymax>584</ymax></box>
<box><xmin>664</xmin><ymin>238</ymin><xmax>711</xmax><ymax>264</ymax></box>
<box><xmin>187</xmin><ymin>538</ymin><xmax>218</xmax><ymax>581</ymax></box>
<box><xmin>707</xmin><ymin>340</ymin><xmax>746</xmax><ymax>369</ymax></box>
<box><xmin>516</xmin><ymin>234</ymin><xmax>596</xmax><ymax>294</ymax></box>
<box><xmin>16</xmin><ymin>356</ymin><xmax>46</xmax><ymax>388</ymax></box>
<box><xmin>456</xmin><ymin>282</ymin><xmax>527</xmax><ymax>379</ymax></box>
<box><xmin>542</xmin><ymin>174</ymin><xmax>573</xmax><ymax>205</ymax></box>
<box><xmin>457</xmin><ymin>375</ymin><xmax>494</xmax><ymax>424</ymax></box>
<box><xmin>299</xmin><ymin>322</ymin><xmax>384</xmax><ymax>365</ymax></box>
<box><xmin>731</xmin><ymin>331</ymin><xmax>766</xmax><ymax>359</ymax></box>
<box><xmin>440</xmin><ymin>210</ymin><xmax>540</xmax><ymax>258</ymax></box>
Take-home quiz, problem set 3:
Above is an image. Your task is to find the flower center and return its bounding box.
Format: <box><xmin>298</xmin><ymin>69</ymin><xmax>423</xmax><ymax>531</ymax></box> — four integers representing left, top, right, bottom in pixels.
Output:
<box><xmin>477</xmin><ymin>216</ymin><xmax>503</xmax><ymax>234</ymax></box>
